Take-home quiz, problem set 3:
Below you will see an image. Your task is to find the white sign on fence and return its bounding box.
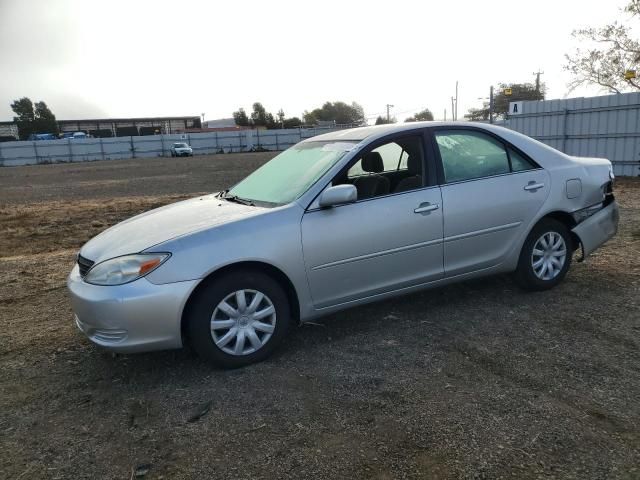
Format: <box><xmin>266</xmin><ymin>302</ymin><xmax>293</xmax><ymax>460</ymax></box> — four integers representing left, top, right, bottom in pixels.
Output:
<box><xmin>508</xmin><ymin>101</ymin><xmax>523</xmax><ymax>115</ymax></box>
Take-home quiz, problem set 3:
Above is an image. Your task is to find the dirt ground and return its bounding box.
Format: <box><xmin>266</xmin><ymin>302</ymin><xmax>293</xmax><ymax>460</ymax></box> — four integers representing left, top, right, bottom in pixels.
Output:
<box><xmin>1</xmin><ymin>154</ymin><xmax>639</xmax><ymax>479</ymax></box>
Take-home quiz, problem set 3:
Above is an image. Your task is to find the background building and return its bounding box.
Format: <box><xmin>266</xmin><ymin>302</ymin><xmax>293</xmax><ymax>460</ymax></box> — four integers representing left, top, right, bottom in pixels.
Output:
<box><xmin>0</xmin><ymin>121</ymin><xmax>19</xmax><ymax>141</ymax></box>
<box><xmin>57</xmin><ymin>116</ymin><xmax>202</xmax><ymax>137</ymax></box>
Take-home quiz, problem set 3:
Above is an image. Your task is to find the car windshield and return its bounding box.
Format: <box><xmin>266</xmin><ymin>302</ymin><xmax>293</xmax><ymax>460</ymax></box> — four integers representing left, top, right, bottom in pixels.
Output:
<box><xmin>227</xmin><ymin>140</ymin><xmax>357</xmax><ymax>206</ymax></box>
<box><xmin>174</xmin><ymin>143</ymin><xmax>188</xmax><ymax>148</ymax></box>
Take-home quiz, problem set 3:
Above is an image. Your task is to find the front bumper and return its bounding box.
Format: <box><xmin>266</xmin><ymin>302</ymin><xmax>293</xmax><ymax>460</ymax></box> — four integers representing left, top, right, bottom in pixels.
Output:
<box><xmin>67</xmin><ymin>264</ymin><xmax>198</xmax><ymax>353</ymax></box>
<box><xmin>572</xmin><ymin>200</ymin><xmax>619</xmax><ymax>259</ymax></box>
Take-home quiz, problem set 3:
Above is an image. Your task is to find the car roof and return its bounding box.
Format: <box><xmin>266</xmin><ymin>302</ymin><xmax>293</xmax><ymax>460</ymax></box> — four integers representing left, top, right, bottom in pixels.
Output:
<box><xmin>305</xmin><ymin>121</ymin><xmax>515</xmax><ymax>142</ymax></box>
<box><xmin>304</xmin><ymin>121</ymin><xmax>572</xmax><ymax>169</ymax></box>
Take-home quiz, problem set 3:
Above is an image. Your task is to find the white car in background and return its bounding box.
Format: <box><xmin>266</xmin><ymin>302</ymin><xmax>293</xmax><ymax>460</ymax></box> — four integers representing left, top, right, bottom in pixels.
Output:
<box><xmin>170</xmin><ymin>142</ymin><xmax>193</xmax><ymax>157</ymax></box>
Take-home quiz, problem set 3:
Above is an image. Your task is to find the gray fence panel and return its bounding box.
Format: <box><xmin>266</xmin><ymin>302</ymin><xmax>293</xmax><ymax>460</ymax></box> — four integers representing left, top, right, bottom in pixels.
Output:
<box><xmin>506</xmin><ymin>92</ymin><xmax>640</xmax><ymax>176</ymax></box>
<box><xmin>0</xmin><ymin>126</ymin><xmax>349</xmax><ymax>166</ymax></box>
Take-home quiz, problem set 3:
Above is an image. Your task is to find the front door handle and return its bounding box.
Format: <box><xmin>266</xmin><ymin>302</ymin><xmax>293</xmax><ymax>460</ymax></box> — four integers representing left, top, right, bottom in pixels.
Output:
<box><xmin>414</xmin><ymin>202</ymin><xmax>439</xmax><ymax>214</ymax></box>
<box><xmin>524</xmin><ymin>181</ymin><xmax>544</xmax><ymax>192</ymax></box>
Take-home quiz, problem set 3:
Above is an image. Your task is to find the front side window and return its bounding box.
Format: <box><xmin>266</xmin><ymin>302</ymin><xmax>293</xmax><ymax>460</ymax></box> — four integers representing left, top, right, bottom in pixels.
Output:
<box><xmin>228</xmin><ymin>141</ymin><xmax>356</xmax><ymax>205</ymax></box>
<box><xmin>347</xmin><ymin>142</ymin><xmax>405</xmax><ymax>177</ymax></box>
<box><xmin>334</xmin><ymin>135</ymin><xmax>424</xmax><ymax>200</ymax></box>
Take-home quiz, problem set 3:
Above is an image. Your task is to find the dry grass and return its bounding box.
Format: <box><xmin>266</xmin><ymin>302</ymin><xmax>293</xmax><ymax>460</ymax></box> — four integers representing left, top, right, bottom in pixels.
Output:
<box><xmin>0</xmin><ymin>156</ymin><xmax>639</xmax><ymax>479</ymax></box>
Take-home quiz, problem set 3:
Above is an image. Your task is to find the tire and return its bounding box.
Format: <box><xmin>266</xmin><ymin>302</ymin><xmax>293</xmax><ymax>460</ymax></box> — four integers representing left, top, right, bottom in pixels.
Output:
<box><xmin>515</xmin><ymin>218</ymin><xmax>573</xmax><ymax>291</ymax></box>
<box><xmin>187</xmin><ymin>270</ymin><xmax>292</xmax><ymax>368</ymax></box>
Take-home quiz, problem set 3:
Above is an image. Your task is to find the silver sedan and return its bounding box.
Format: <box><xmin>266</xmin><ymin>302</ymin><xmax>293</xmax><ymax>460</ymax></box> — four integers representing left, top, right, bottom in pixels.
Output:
<box><xmin>68</xmin><ymin>122</ymin><xmax>619</xmax><ymax>367</ymax></box>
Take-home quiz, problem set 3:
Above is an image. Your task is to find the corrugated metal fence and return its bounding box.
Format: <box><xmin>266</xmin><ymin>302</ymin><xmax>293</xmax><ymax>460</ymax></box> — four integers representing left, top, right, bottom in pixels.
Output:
<box><xmin>506</xmin><ymin>92</ymin><xmax>640</xmax><ymax>176</ymax></box>
<box><xmin>0</xmin><ymin>126</ymin><xmax>347</xmax><ymax>167</ymax></box>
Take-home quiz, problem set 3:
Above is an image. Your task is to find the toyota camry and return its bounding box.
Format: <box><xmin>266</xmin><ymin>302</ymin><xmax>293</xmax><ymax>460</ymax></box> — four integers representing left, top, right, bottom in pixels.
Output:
<box><xmin>68</xmin><ymin>122</ymin><xmax>619</xmax><ymax>367</ymax></box>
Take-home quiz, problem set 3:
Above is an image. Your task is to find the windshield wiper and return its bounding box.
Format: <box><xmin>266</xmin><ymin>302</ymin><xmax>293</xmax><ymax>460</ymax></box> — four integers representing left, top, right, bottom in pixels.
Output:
<box><xmin>221</xmin><ymin>193</ymin><xmax>254</xmax><ymax>206</ymax></box>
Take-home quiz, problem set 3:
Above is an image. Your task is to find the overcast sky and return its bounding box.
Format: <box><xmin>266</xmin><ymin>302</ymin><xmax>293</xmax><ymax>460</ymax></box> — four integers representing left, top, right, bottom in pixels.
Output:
<box><xmin>0</xmin><ymin>0</ymin><xmax>627</xmax><ymax>123</ymax></box>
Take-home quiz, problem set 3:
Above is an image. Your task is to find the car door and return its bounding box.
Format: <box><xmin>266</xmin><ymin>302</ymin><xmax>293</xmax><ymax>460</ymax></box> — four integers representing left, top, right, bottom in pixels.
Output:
<box><xmin>300</xmin><ymin>133</ymin><xmax>444</xmax><ymax>309</ymax></box>
<box><xmin>432</xmin><ymin>128</ymin><xmax>550</xmax><ymax>277</ymax></box>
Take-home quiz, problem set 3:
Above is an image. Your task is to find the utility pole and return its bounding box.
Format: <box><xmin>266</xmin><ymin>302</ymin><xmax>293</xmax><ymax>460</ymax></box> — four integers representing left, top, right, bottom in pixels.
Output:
<box><xmin>489</xmin><ymin>85</ymin><xmax>494</xmax><ymax>124</ymax></box>
<box><xmin>533</xmin><ymin>70</ymin><xmax>544</xmax><ymax>95</ymax></box>
<box><xmin>444</xmin><ymin>108</ymin><xmax>447</xmax><ymax>121</ymax></box>
<box><xmin>455</xmin><ymin>80</ymin><xmax>459</xmax><ymax>121</ymax></box>
<box><xmin>451</xmin><ymin>97</ymin><xmax>455</xmax><ymax>122</ymax></box>
<box><xmin>386</xmin><ymin>104</ymin><xmax>394</xmax><ymax>122</ymax></box>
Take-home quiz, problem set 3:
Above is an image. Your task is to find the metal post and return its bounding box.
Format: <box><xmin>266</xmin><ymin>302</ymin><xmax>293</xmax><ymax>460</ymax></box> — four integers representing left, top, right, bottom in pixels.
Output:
<box><xmin>455</xmin><ymin>80</ymin><xmax>459</xmax><ymax>121</ymax></box>
<box><xmin>562</xmin><ymin>109</ymin><xmax>569</xmax><ymax>153</ymax></box>
<box><xmin>67</xmin><ymin>137</ymin><xmax>73</xmax><ymax>163</ymax></box>
<box><xmin>489</xmin><ymin>86</ymin><xmax>494</xmax><ymax>124</ymax></box>
<box><xmin>99</xmin><ymin>136</ymin><xmax>105</xmax><ymax>160</ymax></box>
<box><xmin>33</xmin><ymin>140</ymin><xmax>39</xmax><ymax>164</ymax></box>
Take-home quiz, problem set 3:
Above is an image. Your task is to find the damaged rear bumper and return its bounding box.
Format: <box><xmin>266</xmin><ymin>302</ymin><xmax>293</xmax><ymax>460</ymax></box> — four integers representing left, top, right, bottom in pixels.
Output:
<box><xmin>572</xmin><ymin>201</ymin><xmax>619</xmax><ymax>260</ymax></box>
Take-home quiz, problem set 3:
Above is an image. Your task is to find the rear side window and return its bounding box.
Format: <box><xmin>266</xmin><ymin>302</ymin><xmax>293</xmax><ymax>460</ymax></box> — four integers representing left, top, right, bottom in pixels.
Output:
<box><xmin>435</xmin><ymin>130</ymin><xmax>510</xmax><ymax>183</ymax></box>
<box><xmin>508</xmin><ymin>147</ymin><xmax>536</xmax><ymax>172</ymax></box>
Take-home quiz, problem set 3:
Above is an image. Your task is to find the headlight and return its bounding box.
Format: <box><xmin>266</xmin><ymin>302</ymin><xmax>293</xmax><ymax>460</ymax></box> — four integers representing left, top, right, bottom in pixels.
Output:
<box><xmin>84</xmin><ymin>253</ymin><xmax>170</xmax><ymax>286</ymax></box>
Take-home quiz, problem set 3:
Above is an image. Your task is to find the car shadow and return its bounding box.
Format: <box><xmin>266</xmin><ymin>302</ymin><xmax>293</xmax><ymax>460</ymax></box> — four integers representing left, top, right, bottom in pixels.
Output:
<box><xmin>82</xmin><ymin>272</ymin><xmax>526</xmax><ymax>378</ymax></box>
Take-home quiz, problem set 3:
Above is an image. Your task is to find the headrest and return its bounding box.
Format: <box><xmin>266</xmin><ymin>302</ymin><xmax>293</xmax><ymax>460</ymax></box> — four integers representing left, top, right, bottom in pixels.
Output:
<box><xmin>362</xmin><ymin>152</ymin><xmax>384</xmax><ymax>173</ymax></box>
<box><xmin>406</xmin><ymin>155</ymin><xmax>420</xmax><ymax>175</ymax></box>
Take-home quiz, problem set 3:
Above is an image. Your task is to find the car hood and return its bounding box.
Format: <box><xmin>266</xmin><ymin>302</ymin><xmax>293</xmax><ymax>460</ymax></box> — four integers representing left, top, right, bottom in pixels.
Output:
<box><xmin>80</xmin><ymin>194</ymin><xmax>263</xmax><ymax>263</ymax></box>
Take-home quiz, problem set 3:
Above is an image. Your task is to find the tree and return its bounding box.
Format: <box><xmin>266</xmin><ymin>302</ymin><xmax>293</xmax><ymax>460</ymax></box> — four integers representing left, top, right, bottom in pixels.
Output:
<box><xmin>565</xmin><ymin>1</ymin><xmax>640</xmax><ymax>93</ymax></box>
<box><xmin>283</xmin><ymin>117</ymin><xmax>302</xmax><ymax>128</ymax></box>
<box><xmin>34</xmin><ymin>102</ymin><xmax>58</xmax><ymax>134</ymax></box>
<box><xmin>11</xmin><ymin>97</ymin><xmax>58</xmax><ymax>139</ymax></box>
<box><xmin>375</xmin><ymin>116</ymin><xmax>396</xmax><ymax>125</ymax></box>
<box><xmin>465</xmin><ymin>82</ymin><xmax>545</xmax><ymax>121</ymax></box>
<box><xmin>303</xmin><ymin>101</ymin><xmax>365</xmax><ymax>125</ymax></box>
<box><xmin>250</xmin><ymin>102</ymin><xmax>268</xmax><ymax>126</ymax></box>
<box><xmin>233</xmin><ymin>108</ymin><xmax>250</xmax><ymax>126</ymax></box>
<box><xmin>234</xmin><ymin>104</ymin><xmax>300</xmax><ymax>129</ymax></box>
<box><xmin>405</xmin><ymin>108</ymin><xmax>434</xmax><ymax>122</ymax></box>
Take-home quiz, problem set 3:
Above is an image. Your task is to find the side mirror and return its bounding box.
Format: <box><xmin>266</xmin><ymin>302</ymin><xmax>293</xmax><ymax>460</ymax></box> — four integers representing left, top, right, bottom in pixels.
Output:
<box><xmin>318</xmin><ymin>184</ymin><xmax>357</xmax><ymax>208</ymax></box>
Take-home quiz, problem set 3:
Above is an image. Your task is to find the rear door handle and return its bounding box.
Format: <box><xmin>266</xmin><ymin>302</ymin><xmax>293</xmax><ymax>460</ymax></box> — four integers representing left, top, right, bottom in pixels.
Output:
<box><xmin>524</xmin><ymin>182</ymin><xmax>544</xmax><ymax>191</ymax></box>
<box><xmin>414</xmin><ymin>202</ymin><xmax>439</xmax><ymax>214</ymax></box>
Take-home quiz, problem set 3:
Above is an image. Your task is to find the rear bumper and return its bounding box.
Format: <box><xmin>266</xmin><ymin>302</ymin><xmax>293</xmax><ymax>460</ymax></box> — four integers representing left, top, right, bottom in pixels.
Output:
<box><xmin>67</xmin><ymin>264</ymin><xmax>198</xmax><ymax>353</ymax></box>
<box><xmin>572</xmin><ymin>201</ymin><xmax>619</xmax><ymax>259</ymax></box>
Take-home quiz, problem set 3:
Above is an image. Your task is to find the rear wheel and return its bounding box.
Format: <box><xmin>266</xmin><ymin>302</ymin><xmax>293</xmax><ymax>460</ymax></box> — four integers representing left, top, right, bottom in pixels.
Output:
<box><xmin>187</xmin><ymin>270</ymin><xmax>291</xmax><ymax>368</ymax></box>
<box><xmin>515</xmin><ymin>218</ymin><xmax>572</xmax><ymax>291</ymax></box>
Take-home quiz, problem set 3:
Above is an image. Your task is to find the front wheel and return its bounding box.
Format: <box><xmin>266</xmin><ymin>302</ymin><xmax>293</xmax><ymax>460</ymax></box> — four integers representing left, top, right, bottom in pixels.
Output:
<box><xmin>515</xmin><ymin>218</ymin><xmax>573</xmax><ymax>291</ymax></box>
<box><xmin>187</xmin><ymin>270</ymin><xmax>292</xmax><ymax>368</ymax></box>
